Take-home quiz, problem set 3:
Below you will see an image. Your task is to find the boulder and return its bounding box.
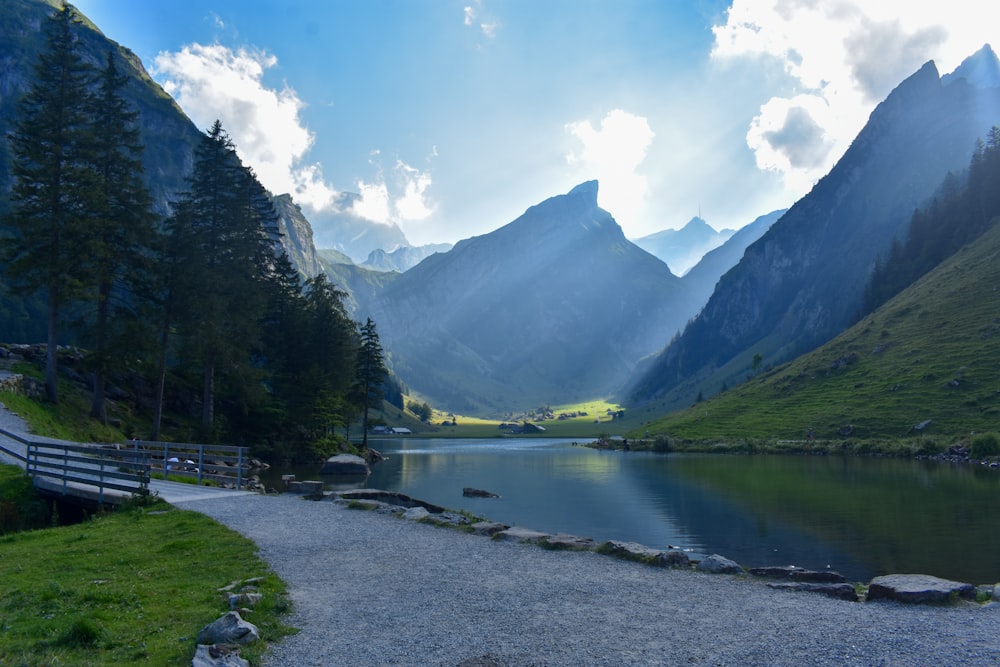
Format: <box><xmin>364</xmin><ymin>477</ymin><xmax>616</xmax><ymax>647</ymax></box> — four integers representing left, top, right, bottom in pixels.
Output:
<box><xmin>748</xmin><ymin>565</ymin><xmax>846</xmax><ymax>583</ymax></box>
<box><xmin>192</xmin><ymin>644</ymin><xmax>249</xmax><ymax>667</ymax></box>
<box><xmin>654</xmin><ymin>550</ymin><xmax>691</xmax><ymax>568</ymax></box>
<box><xmin>320</xmin><ymin>454</ymin><xmax>370</xmax><ymax>475</ymax></box>
<box><xmin>767</xmin><ymin>582</ymin><xmax>860</xmax><ymax>602</ymax></box>
<box><xmin>195</xmin><ymin>612</ymin><xmax>259</xmax><ymax>646</ymax></box>
<box><xmin>696</xmin><ymin>554</ymin><xmax>743</xmax><ymax>574</ymax></box>
<box><xmin>867</xmin><ymin>574</ymin><xmax>976</xmax><ymax>604</ymax></box>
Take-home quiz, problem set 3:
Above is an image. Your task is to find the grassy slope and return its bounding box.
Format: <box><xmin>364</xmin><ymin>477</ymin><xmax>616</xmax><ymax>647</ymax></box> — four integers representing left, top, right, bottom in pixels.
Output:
<box><xmin>640</xmin><ymin>221</ymin><xmax>1000</xmax><ymax>443</ymax></box>
<box><xmin>0</xmin><ymin>481</ymin><xmax>294</xmax><ymax>666</ymax></box>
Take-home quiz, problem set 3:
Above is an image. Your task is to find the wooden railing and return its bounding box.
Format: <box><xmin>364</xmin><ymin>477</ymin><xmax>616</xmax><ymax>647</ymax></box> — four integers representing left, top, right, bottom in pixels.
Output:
<box><xmin>129</xmin><ymin>440</ymin><xmax>249</xmax><ymax>489</ymax></box>
<box><xmin>1</xmin><ymin>426</ymin><xmax>151</xmax><ymax>505</ymax></box>
<box><xmin>27</xmin><ymin>442</ymin><xmax>151</xmax><ymax>505</ymax></box>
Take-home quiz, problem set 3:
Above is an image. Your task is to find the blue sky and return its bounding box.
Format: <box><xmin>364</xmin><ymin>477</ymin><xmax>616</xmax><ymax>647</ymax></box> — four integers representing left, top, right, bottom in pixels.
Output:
<box><xmin>72</xmin><ymin>0</ymin><xmax>994</xmax><ymax>247</ymax></box>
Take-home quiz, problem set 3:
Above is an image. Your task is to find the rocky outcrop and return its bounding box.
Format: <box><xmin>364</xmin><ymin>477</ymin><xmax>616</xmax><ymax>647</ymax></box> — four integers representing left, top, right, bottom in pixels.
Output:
<box><xmin>867</xmin><ymin>574</ymin><xmax>977</xmax><ymax>604</ymax></box>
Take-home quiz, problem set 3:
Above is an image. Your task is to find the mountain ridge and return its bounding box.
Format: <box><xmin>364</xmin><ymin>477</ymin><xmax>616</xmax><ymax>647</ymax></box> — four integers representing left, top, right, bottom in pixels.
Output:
<box><xmin>628</xmin><ymin>46</ymin><xmax>1000</xmax><ymax>410</ymax></box>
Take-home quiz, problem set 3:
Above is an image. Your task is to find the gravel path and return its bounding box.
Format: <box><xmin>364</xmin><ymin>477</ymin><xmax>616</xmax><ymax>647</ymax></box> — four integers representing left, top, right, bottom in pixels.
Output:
<box><xmin>176</xmin><ymin>493</ymin><xmax>999</xmax><ymax>667</ymax></box>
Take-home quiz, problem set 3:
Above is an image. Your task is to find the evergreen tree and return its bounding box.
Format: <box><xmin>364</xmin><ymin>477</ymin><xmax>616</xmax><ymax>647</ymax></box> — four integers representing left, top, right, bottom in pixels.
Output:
<box><xmin>2</xmin><ymin>3</ymin><xmax>94</xmax><ymax>402</ymax></box>
<box><xmin>79</xmin><ymin>50</ymin><xmax>157</xmax><ymax>422</ymax></box>
<box><xmin>354</xmin><ymin>317</ymin><xmax>387</xmax><ymax>451</ymax></box>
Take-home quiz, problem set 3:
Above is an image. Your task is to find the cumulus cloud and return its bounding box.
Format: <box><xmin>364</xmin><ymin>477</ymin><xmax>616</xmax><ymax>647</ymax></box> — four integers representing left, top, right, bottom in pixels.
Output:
<box><xmin>153</xmin><ymin>43</ymin><xmax>338</xmax><ymax>210</ymax></box>
<box><xmin>349</xmin><ymin>153</ymin><xmax>435</xmax><ymax>225</ymax></box>
<box><xmin>712</xmin><ymin>0</ymin><xmax>993</xmax><ymax>195</ymax></box>
<box><xmin>566</xmin><ymin>109</ymin><xmax>655</xmax><ymax>230</ymax></box>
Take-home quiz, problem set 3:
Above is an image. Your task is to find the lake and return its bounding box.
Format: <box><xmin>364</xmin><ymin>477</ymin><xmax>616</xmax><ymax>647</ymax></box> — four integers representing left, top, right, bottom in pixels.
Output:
<box><xmin>262</xmin><ymin>437</ymin><xmax>1000</xmax><ymax>584</ymax></box>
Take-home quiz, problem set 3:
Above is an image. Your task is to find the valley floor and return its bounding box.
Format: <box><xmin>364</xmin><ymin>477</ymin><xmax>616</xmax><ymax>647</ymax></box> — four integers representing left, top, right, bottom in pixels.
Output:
<box><xmin>177</xmin><ymin>493</ymin><xmax>999</xmax><ymax>667</ymax></box>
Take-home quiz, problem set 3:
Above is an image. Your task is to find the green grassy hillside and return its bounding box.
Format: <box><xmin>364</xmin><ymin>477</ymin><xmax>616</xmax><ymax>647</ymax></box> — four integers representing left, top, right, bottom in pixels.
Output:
<box><xmin>640</xmin><ymin>220</ymin><xmax>1000</xmax><ymax>443</ymax></box>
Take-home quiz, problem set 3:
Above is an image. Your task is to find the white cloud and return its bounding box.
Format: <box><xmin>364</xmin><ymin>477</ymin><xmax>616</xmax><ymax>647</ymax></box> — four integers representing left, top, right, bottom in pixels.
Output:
<box><xmin>350</xmin><ymin>153</ymin><xmax>435</xmax><ymax>226</ymax></box>
<box><xmin>712</xmin><ymin>0</ymin><xmax>995</xmax><ymax>196</ymax></box>
<box><xmin>463</xmin><ymin>1</ymin><xmax>500</xmax><ymax>39</ymax></box>
<box><xmin>153</xmin><ymin>43</ymin><xmax>338</xmax><ymax>210</ymax></box>
<box><xmin>566</xmin><ymin>109</ymin><xmax>655</xmax><ymax>231</ymax></box>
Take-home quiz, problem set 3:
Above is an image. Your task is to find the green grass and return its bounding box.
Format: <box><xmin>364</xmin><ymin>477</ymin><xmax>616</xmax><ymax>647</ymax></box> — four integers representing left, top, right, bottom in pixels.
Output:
<box><xmin>0</xmin><ymin>476</ymin><xmax>295</xmax><ymax>666</ymax></box>
<box><xmin>0</xmin><ymin>374</ymin><xmax>127</xmax><ymax>445</ymax></box>
<box><xmin>639</xmin><ymin>222</ymin><xmax>1000</xmax><ymax>447</ymax></box>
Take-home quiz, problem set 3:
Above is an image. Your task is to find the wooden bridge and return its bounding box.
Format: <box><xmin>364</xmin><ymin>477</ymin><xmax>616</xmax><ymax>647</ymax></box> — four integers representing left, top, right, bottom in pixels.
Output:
<box><xmin>0</xmin><ymin>426</ymin><xmax>258</xmax><ymax>506</ymax></box>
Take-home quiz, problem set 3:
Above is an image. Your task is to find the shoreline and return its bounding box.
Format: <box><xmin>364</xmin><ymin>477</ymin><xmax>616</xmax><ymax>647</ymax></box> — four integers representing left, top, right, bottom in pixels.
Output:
<box><xmin>176</xmin><ymin>491</ymin><xmax>1000</xmax><ymax>666</ymax></box>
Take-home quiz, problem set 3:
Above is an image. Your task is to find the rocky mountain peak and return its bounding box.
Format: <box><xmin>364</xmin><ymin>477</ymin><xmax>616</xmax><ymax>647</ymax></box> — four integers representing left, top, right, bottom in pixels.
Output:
<box><xmin>943</xmin><ymin>44</ymin><xmax>1000</xmax><ymax>89</ymax></box>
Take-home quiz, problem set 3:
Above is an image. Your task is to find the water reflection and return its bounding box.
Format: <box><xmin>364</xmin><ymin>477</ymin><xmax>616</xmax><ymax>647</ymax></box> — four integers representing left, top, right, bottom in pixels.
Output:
<box><xmin>264</xmin><ymin>438</ymin><xmax>1000</xmax><ymax>583</ymax></box>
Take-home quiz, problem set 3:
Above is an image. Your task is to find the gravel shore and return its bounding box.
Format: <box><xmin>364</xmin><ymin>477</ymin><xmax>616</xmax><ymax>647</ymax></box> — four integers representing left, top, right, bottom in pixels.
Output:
<box><xmin>176</xmin><ymin>493</ymin><xmax>999</xmax><ymax>667</ymax></box>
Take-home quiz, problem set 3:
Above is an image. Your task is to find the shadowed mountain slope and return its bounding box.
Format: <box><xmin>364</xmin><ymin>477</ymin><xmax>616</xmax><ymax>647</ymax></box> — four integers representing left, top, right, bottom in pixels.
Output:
<box><xmin>368</xmin><ymin>181</ymin><xmax>701</xmax><ymax>415</ymax></box>
<box><xmin>645</xmin><ymin>215</ymin><xmax>1000</xmax><ymax>440</ymax></box>
<box><xmin>630</xmin><ymin>47</ymin><xmax>1000</xmax><ymax>409</ymax></box>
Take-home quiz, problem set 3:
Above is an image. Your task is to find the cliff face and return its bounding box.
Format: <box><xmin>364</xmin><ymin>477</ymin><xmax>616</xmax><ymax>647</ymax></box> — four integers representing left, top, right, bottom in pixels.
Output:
<box><xmin>272</xmin><ymin>194</ymin><xmax>324</xmax><ymax>277</ymax></box>
<box><xmin>631</xmin><ymin>48</ymin><xmax>1000</xmax><ymax>407</ymax></box>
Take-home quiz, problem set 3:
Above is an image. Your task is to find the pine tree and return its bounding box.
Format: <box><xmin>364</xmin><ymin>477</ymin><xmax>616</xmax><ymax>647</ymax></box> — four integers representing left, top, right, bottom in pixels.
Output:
<box><xmin>2</xmin><ymin>3</ymin><xmax>95</xmax><ymax>402</ymax></box>
<box><xmin>80</xmin><ymin>50</ymin><xmax>157</xmax><ymax>422</ymax></box>
<box><xmin>354</xmin><ymin>317</ymin><xmax>387</xmax><ymax>451</ymax></box>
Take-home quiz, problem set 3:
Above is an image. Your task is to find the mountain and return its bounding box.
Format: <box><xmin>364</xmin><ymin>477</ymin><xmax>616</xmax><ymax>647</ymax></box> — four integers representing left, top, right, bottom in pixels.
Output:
<box><xmin>0</xmin><ymin>0</ymin><xmax>201</xmax><ymax>218</ymax></box>
<box><xmin>632</xmin><ymin>217</ymin><xmax>735</xmax><ymax>276</ymax></box>
<box><xmin>630</xmin><ymin>47</ymin><xmax>1000</xmax><ymax>408</ymax></box>
<box><xmin>307</xmin><ymin>193</ymin><xmax>411</xmax><ymax>263</ymax></box>
<box><xmin>645</xmin><ymin>216</ymin><xmax>1000</xmax><ymax>440</ymax></box>
<box><xmin>362</xmin><ymin>242</ymin><xmax>453</xmax><ymax>273</ymax></box>
<box><xmin>680</xmin><ymin>209</ymin><xmax>786</xmax><ymax>308</ymax></box>
<box><xmin>271</xmin><ymin>195</ymin><xmax>324</xmax><ymax>277</ymax></box>
<box><xmin>367</xmin><ymin>181</ymin><xmax>702</xmax><ymax>415</ymax></box>
<box><xmin>316</xmin><ymin>249</ymin><xmax>399</xmax><ymax>317</ymax></box>
<box><xmin>0</xmin><ymin>1</ymin><xmax>332</xmax><ymax>283</ymax></box>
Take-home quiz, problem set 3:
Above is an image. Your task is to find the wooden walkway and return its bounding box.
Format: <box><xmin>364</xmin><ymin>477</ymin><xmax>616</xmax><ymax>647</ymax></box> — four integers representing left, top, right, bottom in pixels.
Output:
<box><xmin>0</xmin><ymin>426</ymin><xmax>257</xmax><ymax>506</ymax></box>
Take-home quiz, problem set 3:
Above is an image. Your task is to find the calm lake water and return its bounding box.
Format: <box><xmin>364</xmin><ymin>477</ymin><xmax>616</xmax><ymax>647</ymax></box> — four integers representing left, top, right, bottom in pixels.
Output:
<box><xmin>263</xmin><ymin>437</ymin><xmax>1000</xmax><ymax>584</ymax></box>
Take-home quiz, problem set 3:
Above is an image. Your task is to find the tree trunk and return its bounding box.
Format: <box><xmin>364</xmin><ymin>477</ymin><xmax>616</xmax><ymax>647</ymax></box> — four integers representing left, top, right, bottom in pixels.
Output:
<box><xmin>201</xmin><ymin>353</ymin><xmax>215</xmax><ymax>437</ymax></box>
<box><xmin>89</xmin><ymin>283</ymin><xmax>110</xmax><ymax>422</ymax></box>
<box><xmin>45</xmin><ymin>297</ymin><xmax>59</xmax><ymax>403</ymax></box>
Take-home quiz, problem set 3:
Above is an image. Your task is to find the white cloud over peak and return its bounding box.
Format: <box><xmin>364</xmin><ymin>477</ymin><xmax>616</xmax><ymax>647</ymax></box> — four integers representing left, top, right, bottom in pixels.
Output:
<box><xmin>712</xmin><ymin>0</ymin><xmax>993</xmax><ymax>197</ymax></box>
<box><xmin>566</xmin><ymin>109</ymin><xmax>655</xmax><ymax>232</ymax></box>
<box><xmin>153</xmin><ymin>43</ymin><xmax>338</xmax><ymax>210</ymax></box>
<box><xmin>349</xmin><ymin>154</ymin><xmax>435</xmax><ymax>226</ymax></box>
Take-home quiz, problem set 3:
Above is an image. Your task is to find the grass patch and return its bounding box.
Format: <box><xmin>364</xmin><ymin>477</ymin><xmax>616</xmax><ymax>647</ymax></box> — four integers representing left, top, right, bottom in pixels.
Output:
<box><xmin>638</xmin><ymin>224</ymin><xmax>1000</xmax><ymax>444</ymax></box>
<box><xmin>0</xmin><ymin>488</ymin><xmax>295</xmax><ymax>665</ymax></box>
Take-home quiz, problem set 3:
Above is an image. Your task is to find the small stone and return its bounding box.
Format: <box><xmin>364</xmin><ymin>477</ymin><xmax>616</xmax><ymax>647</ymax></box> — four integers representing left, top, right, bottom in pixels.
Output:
<box><xmin>494</xmin><ymin>526</ymin><xmax>550</xmax><ymax>543</ymax></box>
<box><xmin>192</xmin><ymin>644</ymin><xmax>249</xmax><ymax>667</ymax></box>
<box><xmin>471</xmin><ymin>521</ymin><xmax>508</xmax><ymax>536</ymax></box>
<box><xmin>195</xmin><ymin>612</ymin><xmax>259</xmax><ymax>646</ymax></box>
